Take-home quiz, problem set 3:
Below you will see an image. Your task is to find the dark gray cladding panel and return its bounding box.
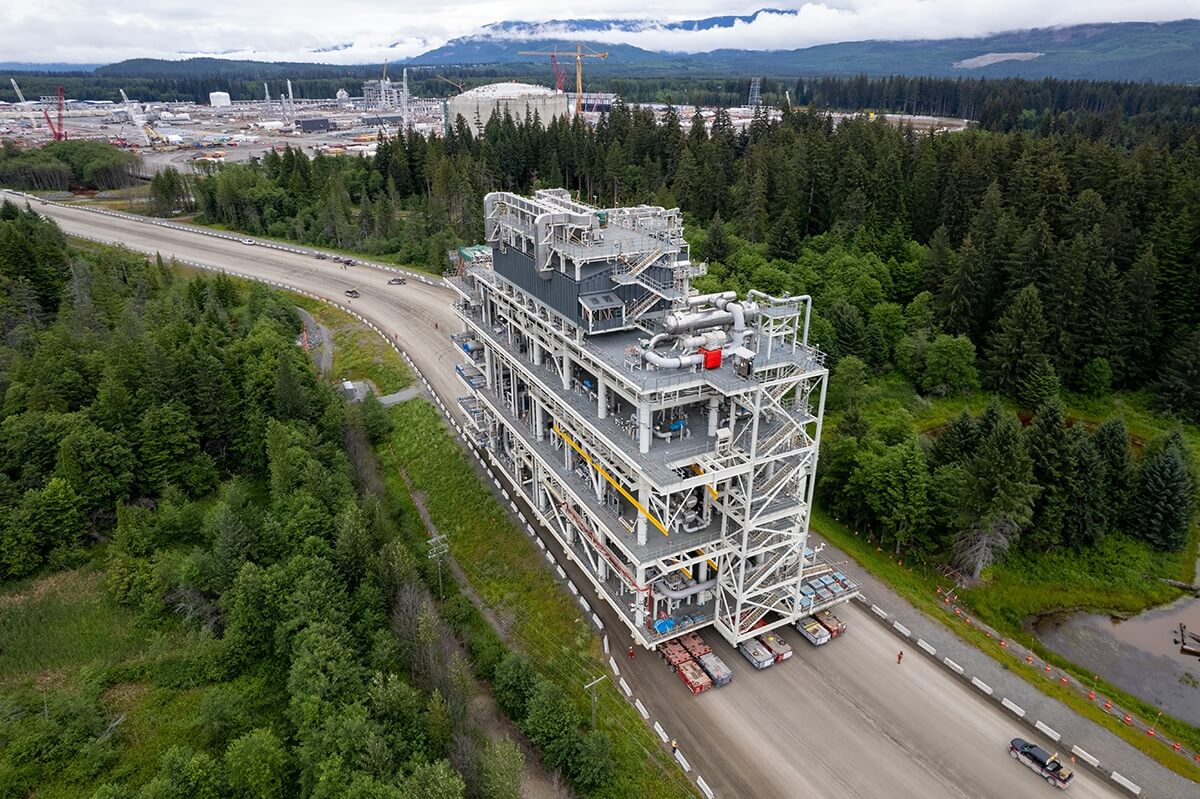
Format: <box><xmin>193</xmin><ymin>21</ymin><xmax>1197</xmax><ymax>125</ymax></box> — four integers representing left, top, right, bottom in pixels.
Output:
<box><xmin>491</xmin><ymin>244</ymin><xmax>665</xmax><ymax>327</ymax></box>
<box><xmin>493</xmin><ymin>245</ymin><xmax>583</xmax><ymax>324</ymax></box>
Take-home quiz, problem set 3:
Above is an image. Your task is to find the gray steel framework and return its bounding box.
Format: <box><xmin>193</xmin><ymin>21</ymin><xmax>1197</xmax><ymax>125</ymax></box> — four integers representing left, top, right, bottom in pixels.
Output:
<box><xmin>448</xmin><ymin>190</ymin><xmax>853</xmax><ymax>649</ymax></box>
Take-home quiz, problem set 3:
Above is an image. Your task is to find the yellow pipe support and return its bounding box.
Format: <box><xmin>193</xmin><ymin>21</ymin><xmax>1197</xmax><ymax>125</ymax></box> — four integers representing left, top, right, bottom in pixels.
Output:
<box><xmin>552</xmin><ymin>425</ymin><xmax>669</xmax><ymax>537</ymax></box>
<box><xmin>690</xmin><ymin>463</ymin><xmax>719</xmax><ymax>500</ymax></box>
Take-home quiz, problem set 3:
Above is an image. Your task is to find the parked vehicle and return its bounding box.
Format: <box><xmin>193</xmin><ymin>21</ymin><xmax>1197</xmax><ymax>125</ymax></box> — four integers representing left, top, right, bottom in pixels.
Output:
<box><xmin>1009</xmin><ymin>738</ymin><xmax>1074</xmax><ymax>789</ymax></box>
<box><xmin>314</xmin><ymin>252</ymin><xmax>328</xmax><ymax>260</ymax></box>
<box><xmin>738</xmin><ymin>638</ymin><xmax>774</xmax><ymax>670</ymax></box>
<box><xmin>795</xmin><ymin>616</ymin><xmax>831</xmax><ymax>646</ymax></box>
<box><xmin>815</xmin><ymin>610</ymin><xmax>847</xmax><ymax>638</ymax></box>
<box><xmin>757</xmin><ymin>631</ymin><xmax>793</xmax><ymax>662</ymax></box>
<box><xmin>388</xmin><ymin>276</ymin><xmax>406</xmax><ymax>285</ymax></box>
<box><xmin>344</xmin><ymin>288</ymin><xmax>360</xmax><ymax>298</ymax></box>
<box><xmin>696</xmin><ymin>652</ymin><xmax>733</xmax><ymax>687</ymax></box>
<box><xmin>241</xmin><ymin>238</ymin><xmax>255</xmax><ymax>246</ymax></box>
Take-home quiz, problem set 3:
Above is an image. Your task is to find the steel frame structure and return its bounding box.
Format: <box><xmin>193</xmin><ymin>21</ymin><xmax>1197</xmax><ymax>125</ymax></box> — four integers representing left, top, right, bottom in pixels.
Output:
<box><xmin>447</xmin><ymin>190</ymin><xmax>838</xmax><ymax>649</ymax></box>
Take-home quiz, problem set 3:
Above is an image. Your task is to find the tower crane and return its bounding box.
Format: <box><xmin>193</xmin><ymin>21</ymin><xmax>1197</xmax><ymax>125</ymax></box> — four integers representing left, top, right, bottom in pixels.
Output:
<box><xmin>518</xmin><ymin>42</ymin><xmax>608</xmax><ymax>117</ymax></box>
<box><xmin>43</xmin><ymin>86</ymin><xmax>66</xmax><ymax>141</ymax></box>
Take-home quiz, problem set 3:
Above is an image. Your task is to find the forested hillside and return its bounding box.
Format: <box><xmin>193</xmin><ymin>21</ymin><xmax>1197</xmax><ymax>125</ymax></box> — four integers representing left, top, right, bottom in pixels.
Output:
<box><xmin>0</xmin><ymin>140</ymin><xmax>139</xmax><ymax>192</ymax></box>
<box><xmin>0</xmin><ymin>202</ymin><xmax>558</xmax><ymax>798</ymax></box>
<box><xmin>174</xmin><ymin>92</ymin><xmax>1198</xmax><ymax>585</ymax></box>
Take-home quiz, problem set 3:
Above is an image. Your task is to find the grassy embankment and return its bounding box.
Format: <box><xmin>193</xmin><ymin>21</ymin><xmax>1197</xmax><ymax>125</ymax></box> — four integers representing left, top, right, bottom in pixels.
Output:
<box><xmin>818</xmin><ymin>376</ymin><xmax>1200</xmax><ymax>780</ymax></box>
<box><xmin>290</xmin><ymin>295</ymin><xmax>411</xmax><ymax>394</ymax></box>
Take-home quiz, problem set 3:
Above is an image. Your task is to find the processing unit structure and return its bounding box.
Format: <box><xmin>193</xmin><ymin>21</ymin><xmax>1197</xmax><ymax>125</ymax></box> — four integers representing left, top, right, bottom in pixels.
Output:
<box><xmin>447</xmin><ymin>188</ymin><xmax>857</xmax><ymax>648</ymax></box>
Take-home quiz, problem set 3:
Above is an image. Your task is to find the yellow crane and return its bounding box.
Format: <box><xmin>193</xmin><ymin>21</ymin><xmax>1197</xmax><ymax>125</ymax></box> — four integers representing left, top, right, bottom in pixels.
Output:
<box><xmin>436</xmin><ymin>74</ymin><xmax>465</xmax><ymax>94</ymax></box>
<box><xmin>518</xmin><ymin>42</ymin><xmax>608</xmax><ymax>117</ymax></box>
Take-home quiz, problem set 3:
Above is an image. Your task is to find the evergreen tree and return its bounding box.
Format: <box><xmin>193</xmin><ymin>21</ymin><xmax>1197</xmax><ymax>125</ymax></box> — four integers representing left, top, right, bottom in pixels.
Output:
<box><xmin>919</xmin><ymin>226</ymin><xmax>956</xmax><ymax>294</ymax></box>
<box><xmin>939</xmin><ymin>236</ymin><xmax>981</xmax><ymax>337</ymax></box>
<box><xmin>1119</xmin><ymin>249</ymin><xmax>1160</xmax><ymax>385</ymax></box>
<box><xmin>928</xmin><ymin>410</ymin><xmax>978</xmax><ymax>469</ymax></box>
<box><xmin>1025</xmin><ymin>400</ymin><xmax>1071</xmax><ymax>548</ymax></box>
<box><xmin>1092</xmin><ymin>417</ymin><xmax>1134</xmax><ymax>532</ymax></box>
<box><xmin>1129</xmin><ymin>435</ymin><xmax>1196</xmax><ymax>551</ymax></box>
<box><xmin>986</xmin><ymin>284</ymin><xmax>1049</xmax><ymax>397</ymax></box>
<box><xmin>703</xmin><ymin>213</ymin><xmax>730</xmax><ymax>263</ymax></box>
<box><xmin>1157</xmin><ymin>328</ymin><xmax>1200</xmax><ymax>423</ymax></box>
<box><xmin>953</xmin><ymin>410</ymin><xmax>1038</xmax><ymax>579</ymax></box>
<box><xmin>1019</xmin><ymin>359</ymin><xmax>1061</xmax><ymax>410</ymax></box>
<box><xmin>1061</xmin><ymin>427</ymin><xmax>1107</xmax><ymax>549</ymax></box>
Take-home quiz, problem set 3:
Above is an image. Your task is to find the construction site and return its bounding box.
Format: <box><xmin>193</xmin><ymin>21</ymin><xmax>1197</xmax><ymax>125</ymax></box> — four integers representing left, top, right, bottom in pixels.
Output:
<box><xmin>447</xmin><ymin>188</ymin><xmax>861</xmax><ymax>692</ymax></box>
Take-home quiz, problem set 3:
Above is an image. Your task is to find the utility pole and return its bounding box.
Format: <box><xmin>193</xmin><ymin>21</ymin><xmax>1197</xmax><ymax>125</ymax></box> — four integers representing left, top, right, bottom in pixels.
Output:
<box><xmin>428</xmin><ymin>533</ymin><xmax>449</xmax><ymax>600</ymax></box>
<box><xmin>584</xmin><ymin>675</ymin><xmax>605</xmax><ymax>729</ymax></box>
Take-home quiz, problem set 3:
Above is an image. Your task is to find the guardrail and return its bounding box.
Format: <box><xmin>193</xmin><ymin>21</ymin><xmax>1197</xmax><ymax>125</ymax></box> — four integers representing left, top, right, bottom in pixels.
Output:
<box><xmin>856</xmin><ymin>593</ymin><xmax>1156</xmax><ymax>797</ymax></box>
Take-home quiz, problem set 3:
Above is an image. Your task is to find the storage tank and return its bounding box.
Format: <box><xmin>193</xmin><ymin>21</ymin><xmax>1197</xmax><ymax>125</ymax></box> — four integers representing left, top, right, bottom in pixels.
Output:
<box><xmin>209</xmin><ymin>92</ymin><xmax>231</xmax><ymax>108</ymax></box>
<box><xmin>447</xmin><ymin>82</ymin><xmax>568</xmax><ymax>132</ymax></box>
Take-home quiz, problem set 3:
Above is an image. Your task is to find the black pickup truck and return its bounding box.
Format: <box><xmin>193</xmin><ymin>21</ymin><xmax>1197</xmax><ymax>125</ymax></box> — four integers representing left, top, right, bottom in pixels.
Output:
<box><xmin>1009</xmin><ymin>738</ymin><xmax>1074</xmax><ymax>789</ymax></box>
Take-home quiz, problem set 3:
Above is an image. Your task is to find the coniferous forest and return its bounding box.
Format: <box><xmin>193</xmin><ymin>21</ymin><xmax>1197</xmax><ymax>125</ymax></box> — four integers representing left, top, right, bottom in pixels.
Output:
<box><xmin>175</xmin><ymin>86</ymin><xmax>1199</xmax><ymax>582</ymax></box>
<box><xmin>0</xmin><ymin>201</ymin><xmax>585</xmax><ymax>798</ymax></box>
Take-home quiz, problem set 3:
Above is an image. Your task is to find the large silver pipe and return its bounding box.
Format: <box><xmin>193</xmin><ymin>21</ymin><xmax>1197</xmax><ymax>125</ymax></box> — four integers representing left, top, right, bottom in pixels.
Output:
<box><xmin>653</xmin><ymin>577</ymin><xmax>717</xmax><ymax>599</ymax></box>
<box><xmin>663</xmin><ymin>309</ymin><xmax>734</xmax><ymax>334</ymax></box>
<box><xmin>687</xmin><ymin>291</ymin><xmax>737</xmax><ymax>307</ymax></box>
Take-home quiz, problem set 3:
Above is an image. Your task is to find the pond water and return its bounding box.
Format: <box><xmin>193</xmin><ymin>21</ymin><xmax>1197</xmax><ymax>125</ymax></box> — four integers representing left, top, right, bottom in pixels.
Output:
<box><xmin>1034</xmin><ymin>595</ymin><xmax>1200</xmax><ymax>727</ymax></box>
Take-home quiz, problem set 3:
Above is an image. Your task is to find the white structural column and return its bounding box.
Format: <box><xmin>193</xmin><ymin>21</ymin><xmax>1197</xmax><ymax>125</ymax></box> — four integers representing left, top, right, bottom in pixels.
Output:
<box><xmin>638</xmin><ymin>402</ymin><xmax>651</xmax><ymax>454</ymax></box>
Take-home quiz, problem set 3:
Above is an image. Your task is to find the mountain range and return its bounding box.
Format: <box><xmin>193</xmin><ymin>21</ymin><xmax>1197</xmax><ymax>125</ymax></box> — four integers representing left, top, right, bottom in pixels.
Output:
<box><xmin>409</xmin><ymin>16</ymin><xmax>1200</xmax><ymax>83</ymax></box>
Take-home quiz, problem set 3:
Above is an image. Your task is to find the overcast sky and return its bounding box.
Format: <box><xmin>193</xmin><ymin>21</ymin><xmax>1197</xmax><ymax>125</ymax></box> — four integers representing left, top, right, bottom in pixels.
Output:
<box><xmin>4</xmin><ymin>1</ymin><xmax>1196</xmax><ymax>65</ymax></box>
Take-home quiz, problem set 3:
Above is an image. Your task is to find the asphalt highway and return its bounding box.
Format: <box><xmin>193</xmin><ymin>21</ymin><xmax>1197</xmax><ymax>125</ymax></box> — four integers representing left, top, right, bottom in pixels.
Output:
<box><xmin>20</xmin><ymin>196</ymin><xmax>1133</xmax><ymax>799</ymax></box>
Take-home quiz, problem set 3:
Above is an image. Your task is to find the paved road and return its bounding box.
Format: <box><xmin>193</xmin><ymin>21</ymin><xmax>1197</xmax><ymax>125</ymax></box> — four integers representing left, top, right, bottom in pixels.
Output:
<box><xmin>20</xmin><ymin>196</ymin><xmax>1133</xmax><ymax>799</ymax></box>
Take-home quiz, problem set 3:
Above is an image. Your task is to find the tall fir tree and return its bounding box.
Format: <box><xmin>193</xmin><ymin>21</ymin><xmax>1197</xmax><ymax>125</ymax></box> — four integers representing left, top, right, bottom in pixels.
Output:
<box><xmin>1092</xmin><ymin>417</ymin><xmax>1134</xmax><ymax>532</ymax></box>
<box><xmin>1129</xmin><ymin>433</ymin><xmax>1196</xmax><ymax>551</ymax></box>
<box><xmin>986</xmin><ymin>284</ymin><xmax>1049</xmax><ymax>397</ymax></box>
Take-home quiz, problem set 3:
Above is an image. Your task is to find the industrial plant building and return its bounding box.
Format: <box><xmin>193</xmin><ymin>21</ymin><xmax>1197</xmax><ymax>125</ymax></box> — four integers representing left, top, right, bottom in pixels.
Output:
<box><xmin>447</xmin><ymin>83</ymin><xmax>569</xmax><ymax>131</ymax></box>
<box><xmin>447</xmin><ymin>189</ymin><xmax>858</xmax><ymax>649</ymax></box>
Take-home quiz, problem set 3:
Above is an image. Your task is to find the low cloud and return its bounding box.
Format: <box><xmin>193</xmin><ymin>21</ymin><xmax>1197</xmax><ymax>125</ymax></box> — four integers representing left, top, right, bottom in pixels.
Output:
<box><xmin>0</xmin><ymin>1</ymin><xmax>1193</xmax><ymax>64</ymax></box>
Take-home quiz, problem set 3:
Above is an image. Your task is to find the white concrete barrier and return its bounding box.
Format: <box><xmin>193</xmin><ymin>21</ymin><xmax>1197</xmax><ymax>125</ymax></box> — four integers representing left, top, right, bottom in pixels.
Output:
<box><xmin>653</xmin><ymin>722</ymin><xmax>669</xmax><ymax>743</ymax></box>
<box><xmin>917</xmin><ymin>639</ymin><xmax>936</xmax><ymax>656</ymax></box>
<box><xmin>591</xmin><ymin>613</ymin><xmax>603</xmax><ymax>630</ymax></box>
<box><xmin>619</xmin><ymin>678</ymin><xmax>632</xmax><ymax>697</ymax></box>
<box><xmin>696</xmin><ymin>776</ymin><xmax>715</xmax><ymax>799</ymax></box>
<box><xmin>1109</xmin><ymin>772</ymin><xmax>1141</xmax><ymax>795</ymax></box>
<box><xmin>602</xmin><ymin>635</ymin><xmax>609</xmax><ymax>655</ymax></box>
<box><xmin>568</xmin><ymin>582</ymin><xmax>578</xmax><ymax>595</ymax></box>
<box><xmin>1034</xmin><ymin>720</ymin><xmax>1061</xmax><ymax>742</ymax></box>
<box><xmin>893</xmin><ymin>621</ymin><xmax>911</xmax><ymax>637</ymax></box>
<box><xmin>577</xmin><ymin>596</ymin><xmax>589</xmax><ymax>612</ymax></box>
<box><xmin>871</xmin><ymin>604</ymin><xmax>888</xmax><ymax>619</ymax></box>
<box><xmin>555</xmin><ymin>565</ymin><xmax>566</xmax><ymax>579</ymax></box>
<box><xmin>609</xmin><ymin>657</ymin><xmax>620</xmax><ymax>676</ymax></box>
<box><xmin>1001</xmin><ymin>698</ymin><xmax>1026</xmax><ymax>718</ymax></box>
<box><xmin>635</xmin><ymin>699</ymin><xmax>649</xmax><ymax>719</ymax></box>
<box><xmin>943</xmin><ymin>658</ymin><xmax>964</xmax><ymax>674</ymax></box>
<box><xmin>675</xmin><ymin>751</ymin><xmax>691</xmax><ymax>772</ymax></box>
<box><xmin>1071</xmin><ymin>745</ymin><xmax>1099</xmax><ymax>768</ymax></box>
<box><xmin>970</xmin><ymin>677</ymin><xmax>993</xmax><ymax>695</ymax></box>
